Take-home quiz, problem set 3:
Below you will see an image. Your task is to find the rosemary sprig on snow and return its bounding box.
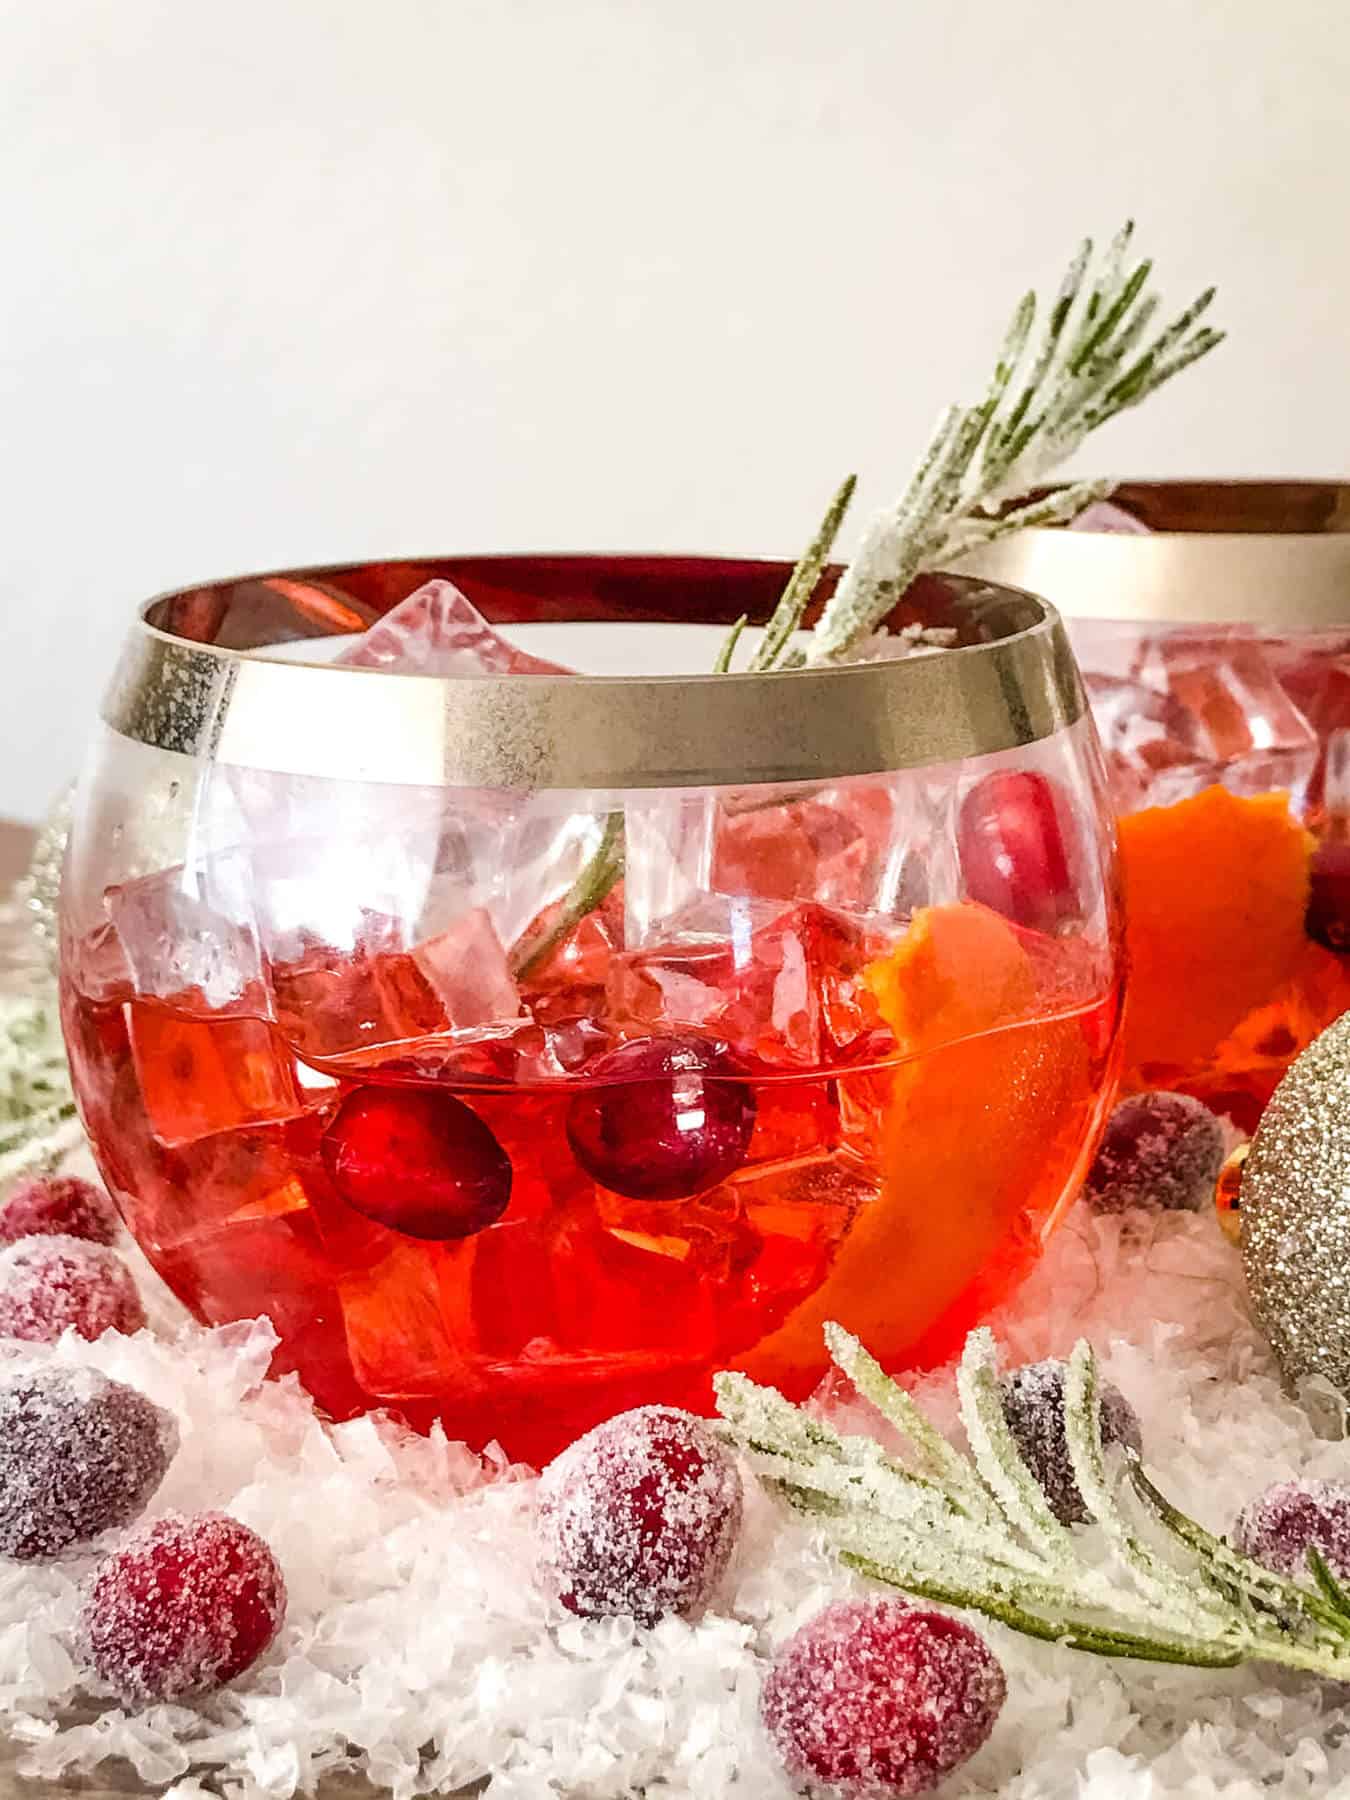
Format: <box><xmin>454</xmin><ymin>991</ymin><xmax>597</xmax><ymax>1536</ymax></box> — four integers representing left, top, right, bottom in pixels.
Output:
<box><xmin>715</xmin><ymin>1326</ymin><xmax>1350</xmax><ymax>1678</ymax></box>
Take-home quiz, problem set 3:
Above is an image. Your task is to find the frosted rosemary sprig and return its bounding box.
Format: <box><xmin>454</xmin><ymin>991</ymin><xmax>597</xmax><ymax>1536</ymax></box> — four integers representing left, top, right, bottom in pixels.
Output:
<box><xmin>741</xmin><ymin>222</ymin><xmax>1222</xmax><ymax>671</ymax></box>
<box><xmin>715</xmin><ymin>1326</ymin><xmax>1350</xmax><ymax>1678</ymax></box>
<box><xmin>746</xmin><ymin>474</ymin><xmax>857</xmax><ymax>673</ymax></box>
<box><xmin>526</xmin><ymin>226</ymin><xmax>1221</xmax><ymax>943</ymax></box>
<box><xmin>12</xmin><ymin>787</ymin><xmax>72</xmax><ymax>981</ymax></box>
<box><xmin>0</xmin><ymin>800</ymin><xmax>83</xmax><ymax>1187</ymax></box>
<box><xmin>0</xmin><ymin>985</ymin><xmax>80</xmax><ymax>1187</ymax></box>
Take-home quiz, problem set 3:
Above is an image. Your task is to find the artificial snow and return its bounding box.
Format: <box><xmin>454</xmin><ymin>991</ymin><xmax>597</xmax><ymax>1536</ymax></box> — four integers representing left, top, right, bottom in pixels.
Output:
<box><xmin>2</xmin><ymin>1194</ymin><xmax>1350</xmax><ymax>1797</ymax></box>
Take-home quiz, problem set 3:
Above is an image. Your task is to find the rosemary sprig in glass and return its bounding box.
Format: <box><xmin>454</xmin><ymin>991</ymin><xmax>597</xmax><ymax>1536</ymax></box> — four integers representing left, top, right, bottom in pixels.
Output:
<box><xmin>523</xmin><ymin>222</ymin><xmax>1223</xmax><ymax>970</ymax></box>
<box><xmin>714</xmin><ymin>1326</ymin><xmax>1350</xmax><ymax>1679</ymax></box>
<box><xmin>754</xmin><ymin>219</ymin><xmax>1222</xmax><ymax>671</ymax></box>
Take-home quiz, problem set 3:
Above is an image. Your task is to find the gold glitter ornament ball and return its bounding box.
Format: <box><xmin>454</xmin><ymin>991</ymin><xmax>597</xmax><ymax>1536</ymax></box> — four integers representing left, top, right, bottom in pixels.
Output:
<box><xmin>1243</xmin><ymin>1010</ymin><xmax>1350</xmax><ymax>1394</ymax></box>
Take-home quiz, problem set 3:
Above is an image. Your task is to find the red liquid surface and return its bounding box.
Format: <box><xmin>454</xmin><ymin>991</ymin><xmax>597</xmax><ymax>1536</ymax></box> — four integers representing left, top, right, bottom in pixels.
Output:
<box><xmin>62</xmin><ymin>907</ymin><xmax>1118</xmax><ymax>1465</ymax></box>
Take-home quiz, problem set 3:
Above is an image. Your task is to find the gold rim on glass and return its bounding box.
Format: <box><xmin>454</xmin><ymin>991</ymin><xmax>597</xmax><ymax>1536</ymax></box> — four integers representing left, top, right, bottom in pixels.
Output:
<box><xmin>956</xmin><ymin>479</ymin><xmax>1350</xmax><ymax>628</ymax></box>
<box><xmin>101</xmin><ymin>559</ymin><xmax>1086</xmax><ymax>791</ymax></box>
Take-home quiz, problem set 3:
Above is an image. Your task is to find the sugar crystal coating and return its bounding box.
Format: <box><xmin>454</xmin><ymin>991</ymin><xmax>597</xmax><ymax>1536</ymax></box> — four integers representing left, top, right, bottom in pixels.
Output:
<box><xmin>537</xmin><ymin>1405</ymin><xmax>743</xmax><ymax>1624</ymax></box>
<box><xmin>0</xmin><ymin>1365</ymin><xmax>177</xmax><ymax>1560</ymax></box>
<box><xmin>565</xmin><ymin>1035</ymin><xmax>756</xmax><ymax>1201</ymax></box>
<box><xmin>761</xmin><ymin>1597</ymin><xmax>1005</xmax><ymax>1798</ymax></box>
<box><xmin>0</xmin><ymin>1176</ymin><xmax>120</xmax><ymax>1247</ymax></box>
<box><xmin>80</xmin><ymin>1510</ymin><xmax>287</xmax><ymax>1702</ymax></box>
<box><xmin>0</xmin><ymin>1236</ymin><xmax>145</xmax><ymax>1342</ymax></box>
<box><xmin>1082</xmin><ymin>1090</ymin><xmax>1226</xmax><ymax>1215</ymax></box>
<box><xmin>1233</xmin><ymin>1479</ymin><xmax>1350</xmax><ymax>1583</ymax></box>
<box><xmin>1000</xmin><ymin>1357</ymin><xmax>1143</xmax><ymax>1525</ymax></box>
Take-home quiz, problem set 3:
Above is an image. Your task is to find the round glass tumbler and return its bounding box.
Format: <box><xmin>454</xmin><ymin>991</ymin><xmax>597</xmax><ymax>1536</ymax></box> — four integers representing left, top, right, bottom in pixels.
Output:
<box><xmin>60</xmin><ymin>557</ymin><xmax>1123</xmax><ymax>1464</ymax></box>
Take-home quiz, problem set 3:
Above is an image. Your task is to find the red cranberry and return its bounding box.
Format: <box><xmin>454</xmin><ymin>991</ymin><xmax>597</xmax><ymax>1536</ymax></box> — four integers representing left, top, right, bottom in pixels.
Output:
<box><xmin>0</xmin><ymin>1237</ymin><xmax>145</xmax><ymax>1342</ymax></box>
<box><xmin>321</xmin><ymin>1087</ymin><xmax>512</xmax><ymax>1240</ymax></box>
<box><xmin>0</xmin><ymin>1366</ymin><xmax>177</xmax><ymax>1560</ymax></box>
<box><xmin>565</xmin><ymin>1036</ymin><xmax>756</xmax><ymax>1201</ymax></box>
<box><xmin>1307</xmin><ymin>839</ymin><xmax>1350</xmax><ymax>953</ymax></box>
<box><xmin>80</xmin><ymin>1511</ymin><xmax>286</xmax><ymax>1702</ymax></box>
<box><xmin>1233</xmin><ymin>1480</ymin><xmax>1350</xmax><ymax>1583</ymax></box>
<box><xmin>1001</xmin><ymin>1358</ymin><xmax>1143</xmax><ymax>1525</ymax></box>
<box><xmin>0</xmin><ymin>1176</ymin><xmax>119</xmax><ymax>1246</ymax></box>
<box><xmin>958</xmin><ymin>769</ymin><xmax>1078</xmax><ymax>933</ymax></box>
<box><xmin>1082</xmin><ymin>1090</ymin><xmax>1227</xmax><ymax>1216</ymax></box>
<box><xmin>537</xmin><ymin>1405</ymin><xmax>743</xmax><ymax>1624</ymax></box>
<box><xmin>762</xmin><ymin>1598</ymin><xmax>1005</xmax><ymax>1798</ymax></box>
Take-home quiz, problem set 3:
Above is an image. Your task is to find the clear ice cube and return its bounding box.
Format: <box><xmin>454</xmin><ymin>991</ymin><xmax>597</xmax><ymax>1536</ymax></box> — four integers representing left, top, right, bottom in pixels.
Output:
<box><xmin>410</xmin><ymin>908</ymin><xmax>523</xmax><ymax>1031</ymax></box>
<box><xmin>267</xmin><ymin>911</ymin><xmax>451</xmax><ymax>1062</ymax></box>
<box><xmin>106</xmin><ymin>854</ymin><xmax>264</xmax><ymax>1014</ymax></box>
<box><xmin>1145</xmin><ymin>629</ymin><xmax>1318</xmax><ymax>809</ymax></box>
<box><xmin>610</xmin><ymin>897</ymin><xmax>896</xmax><ymax>1068</ymax></box>
<box><xmin>1075</xmin><ymin>623</ymin><xmax>1321</xmax><ymax>813</ymax></box>
<box><xmin>710</xmin><ymin>782</ymin><xmax>900</xmax><ymax>912</ymax></box>
<box><xmin>336</xmin><ymin>579</ymin><xmax>570</xmax><ymax>676</ymax></box>
<box><xmin>1082</xmin><ymin>671</ymin><xmax>1213</xmax><ymax>811</ymax></box>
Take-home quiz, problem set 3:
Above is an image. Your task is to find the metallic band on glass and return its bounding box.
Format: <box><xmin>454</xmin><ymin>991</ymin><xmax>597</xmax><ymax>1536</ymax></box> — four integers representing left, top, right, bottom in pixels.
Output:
<box><xmin>102</xmin><ymin>573</ymin><xmax>1086</xmax><ymax>790</ymax></box>
<box><xmin>957</xmin><ymin>480</ymin><xmax>1350</xmax><ymax>628</ymax></box>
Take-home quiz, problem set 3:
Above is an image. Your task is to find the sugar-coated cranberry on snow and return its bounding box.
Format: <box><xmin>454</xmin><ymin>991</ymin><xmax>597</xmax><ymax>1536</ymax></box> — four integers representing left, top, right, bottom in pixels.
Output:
<box><xmin>0</xmin><ymin>1175</ymin><xmax>120</xmax><ymax>1246</ymax></box>
<box><xmin>1000</xmin><ymin>1357</ymin><xmax>1143</xmax><ymax>1526</ymax></box>
<box><xmin>1081</xmin><ymin>1090</ymin><xmax>1226</xmax><ymax>1216</ymax></box>
<box><xmin>0</xmin><ymin>1365</ymin><xmax>177</xmax><ymax>1560</ymax></box>
<box><xmin>80</xmin><ymin>1511</ymin><xmax>286</xmax><ymax>1702</ymax></box>
<box><xmin>537</xmin><ymin>1405</ymin><xmax>743</xmax><ymax>1624</ymax></box>
<box><xmin>0</xmin><ymin>1236</ymin><xmax>145</xmax><ymax>1342</ymax></box>
<box><xmin>762</xmin><ymin>1597</ymin><xmax>1006</xmax><ymax>1798</ymax></box>
<box><xmin>1233</xmin><ymin>1479</ymin><xmax>1350</xmax><ymax>1584</ymax></box>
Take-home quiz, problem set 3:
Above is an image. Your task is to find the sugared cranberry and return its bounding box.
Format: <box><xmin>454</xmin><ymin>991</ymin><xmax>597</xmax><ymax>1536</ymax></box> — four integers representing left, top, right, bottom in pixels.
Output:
<box><xmin>0</xmin><ymin>1237</ymin><xmax>145</xmax><ymax>1342</ymax></box>
<box><xmin>1307</xmin><ymin>839</ymin><xmax>1350</xmax><ymax>953</ymax></box>
<box><xmin>1233</xmin><ymin>1480</ymin><xmax>1350</xmax><ymax>1583</ymax></box>
<box><xmin>80</xmin><ymin>1511</ymin><xmax>286</xmax><ymax>1702</ymax></box>
<box><xmin>565</xmin><ymin>1036</ymin><xmax>756</xmax><ymax>1201</ymax></box>
<box><xmin>0</xmin><ymin>1366</ymin><xmax>177</xmax><ymax>1560</ymax></box>
<box><xmin>0</xmin><ymin>1175</ymin><xmax>120</xmax><ymax>1246</ymax></box>
<box><xmin>537</xmin><ymin>1405</ymin><xmax>743</xmax><ymax>1624</ymax></box>
<box><xmin>321</xmin><ymin>1087</ymin><xmax>512</xmax><ymax>1240</ymax></box>
<box><xmin>762</xmin><ymin>1598</ymin><xmax>1005</xmax><ymax>1798</ymax></box>
<box><xmin>1001</xmin><ymin>1358</ymin><xmax>1142</xmax><ymax>1525</ymax></box>
<box><xmin>1082</xmin><ymin>1090</ymin><xmax>1226</xmax><ymax>1216</ymax></box>
<box><xmin>957</xmin><ymin>769</ymin><xmax>1078</xmax><ymax>933</ymax></box>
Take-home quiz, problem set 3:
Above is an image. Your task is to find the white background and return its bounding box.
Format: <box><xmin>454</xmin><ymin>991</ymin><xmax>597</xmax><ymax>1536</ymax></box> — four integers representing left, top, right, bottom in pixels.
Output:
<box><xmin>2</xmin><ymin>0</ymin><xmax>1347</xmax><ymax>820</ymax></box>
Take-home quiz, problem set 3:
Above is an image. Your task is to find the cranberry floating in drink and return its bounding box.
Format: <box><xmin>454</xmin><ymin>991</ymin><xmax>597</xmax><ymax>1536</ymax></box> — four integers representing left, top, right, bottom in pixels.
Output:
<box><xmin>60</xmin><ymin>557</ymin><xmax>1122</xmax><ymax>1463</ymax></box>
<box><xmin>322</xmin><ymin>1087</ymin><xmax>512</xmax><ymax>1238</ymax></box>
<box><xmin>564</xmin><ymin>1036</ymin><xmax>756</xmax><ymax>1200</ymax></box>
